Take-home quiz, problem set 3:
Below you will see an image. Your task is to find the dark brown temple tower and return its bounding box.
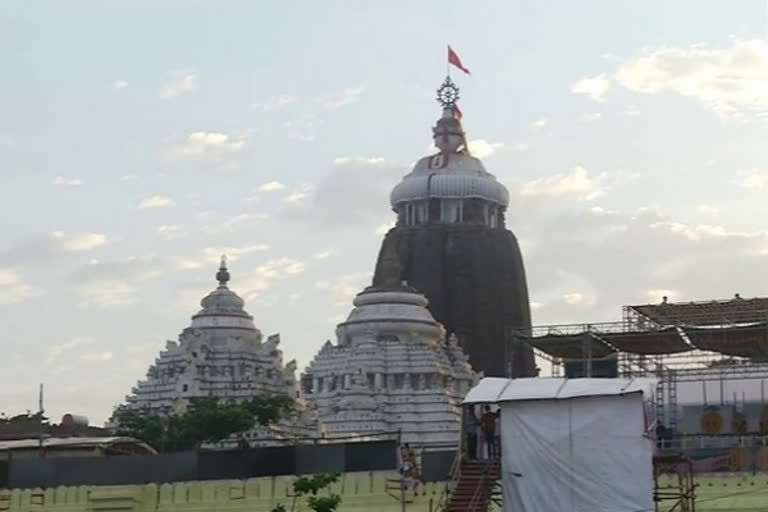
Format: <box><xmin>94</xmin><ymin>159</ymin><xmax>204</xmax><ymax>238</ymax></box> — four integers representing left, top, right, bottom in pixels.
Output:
<box><xmin>372</xmin><ymin>77</ymin><xmax>536</xmax><ymax>378</ymax></box>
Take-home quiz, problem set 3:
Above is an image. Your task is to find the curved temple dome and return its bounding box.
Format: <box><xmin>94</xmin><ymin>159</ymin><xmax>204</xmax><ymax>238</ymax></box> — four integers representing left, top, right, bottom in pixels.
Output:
<box><xmin>116</xmin><ymin>259</ymin><xmax>318</xmax><ymax>445</ymax></box>
<box><xmin>304</xmin><ymin>244</ymin><xmax>475</xmax><ymax>447</ymax></box>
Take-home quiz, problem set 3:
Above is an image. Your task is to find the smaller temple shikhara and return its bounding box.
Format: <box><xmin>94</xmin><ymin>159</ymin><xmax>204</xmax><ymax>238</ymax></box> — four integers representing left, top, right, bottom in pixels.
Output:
<box><xmin>303</xmin><ymin>242</ymin><xmax>476</xmax><ymax>446</ymax></box>
<box><xmin>116</xmin><ymin>257</ymin><xmax>319</xmax><ymax>443</ymax></box>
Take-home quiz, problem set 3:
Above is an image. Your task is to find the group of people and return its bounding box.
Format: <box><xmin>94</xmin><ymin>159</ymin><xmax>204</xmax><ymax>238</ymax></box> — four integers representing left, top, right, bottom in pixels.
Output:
<box><xmin>466</xmin><ymin>404</ymin><xmax>501</xmax><ymax>460</ymax></box>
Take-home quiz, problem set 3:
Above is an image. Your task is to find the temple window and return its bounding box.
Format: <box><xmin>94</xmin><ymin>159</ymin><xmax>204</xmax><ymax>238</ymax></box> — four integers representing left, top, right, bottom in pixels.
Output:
<box><xmin>441</xmin><ymin>199</ymin><xmax>461</xmax><ymax>223</ymax></box>
<box><xmin>415</xmin><ymin>202</ymin><xmax>428</xmax><ymax>224</ymax></box>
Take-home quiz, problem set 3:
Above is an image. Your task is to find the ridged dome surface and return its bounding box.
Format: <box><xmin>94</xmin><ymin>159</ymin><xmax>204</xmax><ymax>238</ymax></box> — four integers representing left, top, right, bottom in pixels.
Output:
<box><xmin>390</xmin><ymin>153</ymin><xmax>509</xmax><ymax>207</ymax></box>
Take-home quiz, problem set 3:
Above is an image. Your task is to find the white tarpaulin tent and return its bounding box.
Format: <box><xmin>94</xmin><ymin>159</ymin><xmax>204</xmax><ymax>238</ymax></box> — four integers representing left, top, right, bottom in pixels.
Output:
<box><xmin>463</xmin><ymin>377</ymin><xmax>657</xmax><ymax>512</ymax></box>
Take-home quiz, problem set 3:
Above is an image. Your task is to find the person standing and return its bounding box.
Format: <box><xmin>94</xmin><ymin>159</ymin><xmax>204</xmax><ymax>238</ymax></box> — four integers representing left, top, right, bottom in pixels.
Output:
<box><xmin>480</xmin><ymin>405</ymin><xmax>499</xmax><ymax>459</ymax></box>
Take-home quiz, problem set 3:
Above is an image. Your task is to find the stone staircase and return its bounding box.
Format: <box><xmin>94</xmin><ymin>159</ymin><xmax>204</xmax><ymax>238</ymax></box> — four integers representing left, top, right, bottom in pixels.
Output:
<box><xmin>443</xmin><ymin>459</ymin><xmax>501</xmax><ymax>512</ymax></box>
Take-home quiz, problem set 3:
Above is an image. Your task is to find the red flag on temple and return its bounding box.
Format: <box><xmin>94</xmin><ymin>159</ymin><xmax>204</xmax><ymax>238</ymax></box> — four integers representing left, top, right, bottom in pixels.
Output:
<box><xmin>454</xmin><ymin>103</ymin><xmax>463</xmax><ymax>120</ymax></box>
<box><xmin>448</xmin><ymin>46</ymin><xmax>470</xmax><ymax>74</ymax></box>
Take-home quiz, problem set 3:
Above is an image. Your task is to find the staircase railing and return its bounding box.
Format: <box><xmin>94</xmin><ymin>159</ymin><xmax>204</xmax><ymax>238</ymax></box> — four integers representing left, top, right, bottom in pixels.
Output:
<box><xmin>434</xmin><ymin>451</ymin><xmax>462</xmax><ymax>512</ymax></box>
<box><xmin>467</xmin><ymin>461</ymin><xmax>498</xmax><ymax>512</ymax></box>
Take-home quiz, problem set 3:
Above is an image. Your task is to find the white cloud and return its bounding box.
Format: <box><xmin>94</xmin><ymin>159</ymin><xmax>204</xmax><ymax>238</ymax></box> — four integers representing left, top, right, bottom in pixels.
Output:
<box><xmin>283</xmin><ymin>192</ymin><xmax>310</xmax><ymax>203</ymax></box>
<box><xmin>0</xmin><ymin>267</ymin><xmax>42</xmax><ymax>305</ymax></box>
<box><xmin>283</xmin><ymin>118</ymin><xmax>318</xmax><ymax>141</ymax></box>
<box><xmin>511</xmin><ymin>143</ymin><xmax>529</xmax><ymax>152</ymax></box>
<box><xmin>613</xmin><ymin>39</ymin><xmax>768</xmax><ymax>118</ymax></box>
<box><xmin>77</xmin><ymin>280</ymin><xmax>139</xmax><ymax>309</ymax></box>
<box><xmin>155</xmin><ymin>224</ymin><xmax>186</xmax><ymax>239</ymax></box>
<box><xmin>563</xmin><ymin>292</ymin><xmax>596</xmax><ymax>307</ymax></box>
<box><xmin>161</xmin><ymin>71</ymin><xmax>198</xmax><ymax>98</ymax></box>
<box><xmin>571</xmin><ymin>74</ymin><xmax>612</xmax><ymax>101</ymax></box>
<box><xmin>530</xmin><ymin>118</ymin><xmax>549</xmax><ymax>130</ymax></box>
<box><xmin>258</xmin><ymin>181</ymin><xmax>286</xmax><ymax>192</ymax></box>
<box><xmin>178</xmin><ymin>244</ymin><xmax>270</xmax><ymax>270</ymax></box>
<box><xmin>47</xmin><ymin>336</ymin><xmax>92</xmax><ymax>365</ymax></box>
<box><xmin>51</xmin><ymin>176</ymin><xmax>82</xmax><ymax>186</ymax></box>
<box><xmin>736</xmin><ymin>169</ymin><xmax>768</xmax><ymax>189</ymax></box>
<box><xmin>467</xmin><ymin>139</ymin><xmax>504</xmax><ymax>159</ymax></box>
<box><xmin>323</xmin><ymin>86</ymin><xmax>365</xmax><ymax>110</ymax></box>
<box><xmin>119</xmin><ymin>174</ymin><xmax>137</xmax><ymax>181</ymax></box>
<box><xmin>623</xmin><ymin>105</ymin><xmax>641</xmax><ymax>116</ymax></box>
<box><xmin>518</xmin><ymin>166</ymin><xmax>610</xmax><ymax>201</ymax></box>
<box><xmin>251</xmin><ymin>94</ymin><xmax>296</xmax><ymax>111</ymax></box>
<box><xmin>137</xmin><ymin>195</ymin><xmax>175</xmax><ymax>210</ymax></box>
<box><xmin>315</xmin><ymin>272</ymin><xmax>371</xmax><ymax>307</ymax></box>
<box><xmin>51</xmin><ymin>231</ymin><xmax>108</xmax><ymax>251</ymax></box>
<box><xmin>578</xmin><ymin>113</ymin><xmax>602</xmax><ymax>123</ymax></box>
<box><xmin>80</xmin><ymin>351</ymin><xmax>113</xmax><ymax>363</ymax></box>
<box><xmin>697</xmin><ymin>204</ymin><xmax>720</xmax><ymax>216</ymax></box>
<box><xmin>170</xmin><ymin>132</ymin><xmax>245</xmax><ymax>160</ymax></box>
<box><xmin>313</xmin><ymin>249</ymin><xmax>337</xmax><ymax>260</ymax></box>
<box><xmin>112</xmin><ymin>80</ymin><xmax>128</xmax><ymax>90</ymax></box>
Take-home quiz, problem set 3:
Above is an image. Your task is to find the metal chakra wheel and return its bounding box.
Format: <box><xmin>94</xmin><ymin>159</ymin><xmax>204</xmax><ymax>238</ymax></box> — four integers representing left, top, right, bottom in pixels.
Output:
<box><xmin>436</xmin><ymin>76</ymin><xmax>460</xmax><ymax>107</ymax></box>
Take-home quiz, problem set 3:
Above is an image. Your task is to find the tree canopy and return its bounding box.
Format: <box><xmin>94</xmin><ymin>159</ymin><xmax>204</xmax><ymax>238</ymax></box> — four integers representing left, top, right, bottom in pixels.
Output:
<box><xmin>113</xmin><ymin>394</ymin><xmax>293</xmax><ymax>452</ymax></box>
<box><xmin>271</xmin><ymin>473</ymin><xmax>342</xmax><ymax>512</ymax></box>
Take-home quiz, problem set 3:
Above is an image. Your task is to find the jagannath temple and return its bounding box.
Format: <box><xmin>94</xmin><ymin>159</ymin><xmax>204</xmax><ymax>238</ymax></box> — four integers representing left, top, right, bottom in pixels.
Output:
<box><xmin>373</xmin><ymin>76</ymin><xmax>536</xmax><ymax>378</ymax></box>
<box><xmin>302</xmin><ymin>243</ymin><xmax>476</xmax><ymax>446</ymax></box>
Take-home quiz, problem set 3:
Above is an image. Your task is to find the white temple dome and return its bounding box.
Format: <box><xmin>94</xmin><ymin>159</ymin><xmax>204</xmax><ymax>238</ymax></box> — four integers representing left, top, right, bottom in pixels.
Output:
<box><xmin>189</xmin><ymin>257</ymin><xmax>259</xmax><ymax>333</ymax></box>
<box><xmin>390</xmin><ymin>107</ymin><xmax>509</xmax><ymax>209</ymax></box>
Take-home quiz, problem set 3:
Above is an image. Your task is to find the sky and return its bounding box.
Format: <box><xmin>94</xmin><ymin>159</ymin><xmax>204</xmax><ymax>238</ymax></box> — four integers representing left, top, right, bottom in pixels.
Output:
<box><xmin>3</xmin><ymin>1</ymin><xmax>768</xmax><ymax>424</ymax></box>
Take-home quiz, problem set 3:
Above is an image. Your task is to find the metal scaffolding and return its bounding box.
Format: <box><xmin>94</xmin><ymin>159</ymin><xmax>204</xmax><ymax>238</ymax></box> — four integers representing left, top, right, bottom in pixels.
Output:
<box><xmin>504</xmin><ymin>294</ymin><xmax>768</xmax><ymax>429</ymax></box>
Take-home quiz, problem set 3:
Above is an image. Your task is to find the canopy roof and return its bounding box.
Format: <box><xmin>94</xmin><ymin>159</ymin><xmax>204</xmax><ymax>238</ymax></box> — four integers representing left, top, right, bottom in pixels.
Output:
<box><xmin>462</xmin><ymin>377</ymin><xmax>657</xmax><ymax>404</ymax></box>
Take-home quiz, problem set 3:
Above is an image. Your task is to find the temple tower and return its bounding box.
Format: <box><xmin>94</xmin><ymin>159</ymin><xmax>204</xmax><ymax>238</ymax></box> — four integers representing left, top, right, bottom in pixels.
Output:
<box><xmin>373</xmin><ymin>77</ymin><xmax>536</xmax><ymax>378</ymax></box>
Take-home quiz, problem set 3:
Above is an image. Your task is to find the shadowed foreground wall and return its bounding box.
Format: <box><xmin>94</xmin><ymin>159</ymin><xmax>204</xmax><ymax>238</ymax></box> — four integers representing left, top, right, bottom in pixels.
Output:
<box><xmin>374</xmin><ymin>226</ymin><xmax>535</xmax><ymax>378</ymax></box>
<box><xmin>2</xmin><ymin>473</ymin><xmax>768</xmax><ymax>511</ymax></box>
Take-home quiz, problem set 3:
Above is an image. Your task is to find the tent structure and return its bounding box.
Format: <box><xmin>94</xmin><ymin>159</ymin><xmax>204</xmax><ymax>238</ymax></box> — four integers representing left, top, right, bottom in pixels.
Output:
<box><xmin>463</xmin><ymin>377</ymin><xmax>657</xmax><ymax>512</ymax></box>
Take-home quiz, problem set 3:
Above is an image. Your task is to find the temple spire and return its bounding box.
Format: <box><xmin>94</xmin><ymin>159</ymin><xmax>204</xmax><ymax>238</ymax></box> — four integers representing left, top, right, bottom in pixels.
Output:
<box><xmin>216</xmin><ymin>254</ymin><xmax>230</xmax><ymax>287</ymax></box>
<box><xmin>377</xmin><ymin>242</ymin><xmax>402</xmax><ymax>288</ymax></box>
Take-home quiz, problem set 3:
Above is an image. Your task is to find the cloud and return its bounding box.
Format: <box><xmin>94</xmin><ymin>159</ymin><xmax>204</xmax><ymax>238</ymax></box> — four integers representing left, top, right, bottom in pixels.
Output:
<box><xmin>583</xmin><ymin>39</ymin><xmax>768</xmax><ymax>118</ymax></box>
<box><xmin>258</xmin><ymin>181</ymin><xmax>286</xmax><ymax>192</ymax></box>
<box><xmin>697</xmin><ymin>204</ymin><xmax>720</xmax><ymax>216</ymax></box>
<box><xmin>155</xmin><ymin>224</ymin><xmax>186</xmax><ymax>239</ymax></box>
<box><xmin>516</xmin><ymin>202</ymin><xmax>768</xmax><ymax>324</ymax></box>
<box><xmin>467</xmin><ymin>139</ymin><xmax>504</xmax><ymax>159</ymax></box>
<box><xmin>161</xmin><ymin>70</ymin><xmax>198</xmax><ymax>98</ymax></box>
<box><xmin>283</xmin><ymin>191</ymin><xmax>310</xmax><ymax>203</ymax></box>
<box><xmin>313</xmin><ymin>249</ymin><xmax>337</xmax><ymax>260</ymax></box>
<box><xmin>282</xmin><ymin>157</ymin><xmax>405</xmax><ymax>226</ymax></box>
<box><xmin>112</xmin><ymin>80</ymin><xmax>128</xmax><ymax>90</ymax></box>
<box><xmin>169</xmin><ymin>132</ymin><xmax>245</xmax><ymax>160</ymax></box>
<box><xmin>375</xmin><ymin>220</ymin><xmax>396</xmax><ymax>235</ymax></box>
<box><xmin>315</xmin><ymin>272</ymin><xmax>371</xmax><ymax>307</ymax></box>
<box><xmin>578</xmin><ymin>113</ymin><xmax>602</xmax><ymax>123</ymax></box>
<box><xmin>119</xmin><ymin>174</ymin><xmax>137</xmax><ymax>181</ymax></box>
<box><xmin>178</xmin><ymin>244</ymin><xmax>270</xmax><ymax>270</ymax></box>
<box><xmin>529</xmin><ymin>118</ymin><xmax>549</xmax><ymax>130</ymax></box>
<box><xmin>283</xmin><ymin>118</ymin><xmax>318</xmax><ymax>141</ymax></box>
<box><xmin>47</xmin><ymin>336</ymin><xmax>92</xmax><ymax>365</ymax></box>
<box><xmin>70</xmin><ymin>257</ymin><xmax>170</xmax><ymax>309</ymax></box>
<box><xmin>736</xmin><ymin>169</ymin><xmax>768</xmax><ymax>189</ymax></box>
<box><xmin>571</xmin><ymin>74</ymin><xmax>612</xmax><ymax>101</ymax></box>
<box><xmin>518</xmin><ymin>166</ymin><xmax>611</xmax><ymax>201</ymax></box>
<box><xmin>51</xmin><ymin>176</ymin><xmax>82</xmax><ymax>186</ymax></box>
<box><xmin>0</xmin><ymin>267</ymin><xmax>43</xmax><ymax>305</ymax></box>
<box><xmin>137</xmin><ymin>195</ymin><xmax>175</xmax><ymax>210</ymax></box>
<box><xmin>200</xmin><ymin>213</ymin><xmax>270</xmax><ymax>234</ymax></box>
<box><xmin>51</xmin><ymin>231</ymin><xmax>108</xmax><ymax>251</ymax></box>
<box><xmin>80</xmin><ymin>351</ymin><xmax>113</xmax><ymax>363</ymax></box>
<box><xmin>251</xmin><ymin>94</ymin><xmax>296</xmax><ymax>112</ymax></box>
<box><xmin>323</xmin><ymin>86</ymin><xmax>365</xmax><ymax>110</ymax></box>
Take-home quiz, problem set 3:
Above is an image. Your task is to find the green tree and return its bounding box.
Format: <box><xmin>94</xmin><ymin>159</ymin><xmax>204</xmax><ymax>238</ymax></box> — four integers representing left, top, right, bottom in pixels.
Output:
<box><xmin>271</xmin><ymin>473</ymin><xmax>342</xmax><ymax>512</ymax></box>
<box><xmin>114</xmin><ymin>394</ymin><xmax>293</xmax><ymax>452</ymax></box>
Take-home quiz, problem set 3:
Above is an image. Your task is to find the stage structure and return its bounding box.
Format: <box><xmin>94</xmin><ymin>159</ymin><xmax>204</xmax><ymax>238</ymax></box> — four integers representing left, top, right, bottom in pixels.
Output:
<box><xmin>506</xmin><ymin>295</ymin><xmax>768</xmax><ymax>432</ymax></box>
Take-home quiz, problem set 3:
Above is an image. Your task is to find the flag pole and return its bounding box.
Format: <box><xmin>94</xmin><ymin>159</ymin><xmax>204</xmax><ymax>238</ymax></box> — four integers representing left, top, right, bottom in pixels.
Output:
<box><xmin>446</xmin><ymin>45</ymin><xmax>450</xmax><ymax>78</ymax></box>
<box><xmin>38</xmin><ymin>383</ymin><xmax>44</xmax><ymax>457</ymax></box>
